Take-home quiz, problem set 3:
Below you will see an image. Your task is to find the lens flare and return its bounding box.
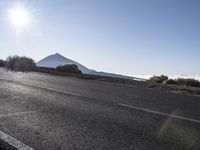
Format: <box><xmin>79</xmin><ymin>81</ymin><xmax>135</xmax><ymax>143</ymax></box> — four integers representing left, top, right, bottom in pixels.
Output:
<box><xmin>8</xmin><ymin>6</ymin><xmax>31</xmax><ymax>30</ymax></box>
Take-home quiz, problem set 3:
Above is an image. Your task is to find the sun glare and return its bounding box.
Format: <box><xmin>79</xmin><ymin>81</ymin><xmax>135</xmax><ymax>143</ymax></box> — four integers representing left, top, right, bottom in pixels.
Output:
<box><xmin>8</xmin><ymin>6</ymin><xmax>31</xmax><ymax>30</ymax></box>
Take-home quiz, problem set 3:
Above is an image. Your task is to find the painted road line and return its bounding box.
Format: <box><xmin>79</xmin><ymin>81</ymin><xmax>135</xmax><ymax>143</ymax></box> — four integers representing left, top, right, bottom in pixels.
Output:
<box><xmin>118</xmin><ymin>103</ymin><xmax>200</xmax><ymax>124</ymax></box>
<box><xmin>27</xmin><ymin>83</ymin><xmax>82</xmax><ymax>97</ymax></box>
<box><xmin>0</xmin><ymin>96</ymin><xmax>21</xmax><ymax>102</ymax></box>
<box><xmin>0</xmin><ymin>130</ymin><xmax>34</xmax><ymax>150</ymax></box>
<box><xmin>0</xmin><ymin>78</ymin><xmax>81</xmax><ymax>97</ymax></box>
<box><xmin>0</xmin><ymin>111</ymin><xmax>35</xmax><ymax>119</ymax></box>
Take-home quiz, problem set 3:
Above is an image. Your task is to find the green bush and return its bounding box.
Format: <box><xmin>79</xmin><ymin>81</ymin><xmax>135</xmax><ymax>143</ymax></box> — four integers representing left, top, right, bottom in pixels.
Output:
<box><xmin>56</xmin><ymin>64</ymin><xmax>82</xmax><ymax>74</ymax></box>
<box><xmin>149</xmin><ymin>75</ymin><xmax>168</xmax><ymax>83</ymax></box>
<box><xmin>6</xmin><ymin>55</ymin><xmax>36</xmax><ymax>72</ymax></box>
<box><xmin>166</xmin><ymin>79</ymin><xmax>177</xmax><ymax>85</ymax></box>
<box><xmin>149</xmin><ymin>74</ymin><xmax>200</xmax><ymax>87</ymax></box>
<box><xmin>0</xmin><ymin>59</ymin><xmax>5</xmax><ymax>67</ymax></box>
<box><xmin>176</xmin><ymin>78</ymin><xmax>200</xmax><ymax>87</ymax></box>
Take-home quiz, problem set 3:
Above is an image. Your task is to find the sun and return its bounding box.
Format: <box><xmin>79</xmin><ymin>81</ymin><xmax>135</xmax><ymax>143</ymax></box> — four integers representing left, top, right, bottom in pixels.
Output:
<box><xmin>8</xmin><ymin>6</ymin><xmax>31</xmax><ymax>30</ymax></box>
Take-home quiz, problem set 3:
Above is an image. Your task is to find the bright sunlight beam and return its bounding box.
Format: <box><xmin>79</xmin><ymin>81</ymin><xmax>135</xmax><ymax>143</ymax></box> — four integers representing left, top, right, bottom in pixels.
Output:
<box><xmin>8</xmin><ymin>6</ymin><xmax>31</xmax><ymax>30</ymax></box>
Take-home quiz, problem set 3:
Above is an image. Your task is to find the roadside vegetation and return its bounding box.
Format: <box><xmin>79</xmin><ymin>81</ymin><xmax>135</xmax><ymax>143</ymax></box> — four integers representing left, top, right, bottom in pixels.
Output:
<box><xmin>0</xmin><ymin>55</ymin><xmax>82</xmax><ymax>74</ymax></box>
<box><xmin>4</xmin><ymin>55</ymin><xmax>36</xmax><ymax>72</ymax></box>
<box><xmin>0</xmin><ymin>55</ymin><xmax>199</xmax><ymax>89</ymax></box>
<box><xmin>149</xmin><ymin>75</ymin><xmax>168</xmax><ymax>83</ymax></box>
<box><xmin>56</xmin><ymin>64</ymin><xmax>82</xmax><ymax>74</ymax></box>
<box><xmin>149</xmin><ymin>75</ymin><xmax>200</xmax><ymax>87</ymax></box>
<box><xmin>0</xmin><ymin>59</ymin><xmax>5</xmax><ymax>67</ymax></box>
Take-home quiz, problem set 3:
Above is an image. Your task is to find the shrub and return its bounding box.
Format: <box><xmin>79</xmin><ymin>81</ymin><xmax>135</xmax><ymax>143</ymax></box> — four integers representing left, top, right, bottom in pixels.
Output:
<box><xmin>166</xmin><ymin>79</ymin><xmax>177</xmax><ymax>85</ymax></box>
<box><xmin>0</xmin><ymin>59</ymin><xmax>5</xmax><ymax>67</ymax></box>
<box><xmin>160</xmin><ymin>75</ymin><xmax>168</xmax><ymax>81</ymax></box>
<box><xmin>149</xmin><ymin>75</ymin><xmax>168</xmax><ymax>83</ymax></box>
<box><xmin>149</xmin><ymin>74</ymin><xmax>200</xmax><ymax>87</ymax></box>
<box><xmin>56</xmin><ymin>64</ymin><xmax>82</xmax><ymax>74</ymax></box>
<box><xmin>176</xmin><ymin>78</ymin><xmax>200</xmax><ymax>87</ymax></box>
<box><xmin>6</xmin><ymin>55</ymin><xmax>36</xmax><ymax>72</ymax></box>
<box><xmin>176</xmin><ymin>78</ymin><xmax>186</xmax><ymax>86</ymax></box>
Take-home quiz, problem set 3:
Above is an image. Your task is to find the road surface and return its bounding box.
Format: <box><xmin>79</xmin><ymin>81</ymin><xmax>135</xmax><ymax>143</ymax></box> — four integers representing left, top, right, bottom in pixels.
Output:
<box><xmin>0</xmin><ymin>69</ymin><xmax>199</xmax><ymax>150</ymax></box>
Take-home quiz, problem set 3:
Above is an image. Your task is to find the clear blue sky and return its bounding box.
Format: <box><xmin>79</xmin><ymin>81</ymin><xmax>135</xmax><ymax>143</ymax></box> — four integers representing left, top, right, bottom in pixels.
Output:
<box><xmin>0</xmin><ymin>0</ymin><xmax>199</xmax><ymax>77</ymax></box>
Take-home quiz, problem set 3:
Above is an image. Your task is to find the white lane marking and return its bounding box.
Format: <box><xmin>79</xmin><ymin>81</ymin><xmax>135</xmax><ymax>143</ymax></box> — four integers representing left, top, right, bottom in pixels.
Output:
<box><xmin>0</xmin><ymin>111</ymin><xmax>35</xmax><ymax>119</ymax></box>
<box><xmin>0</xmin><ymin>130</ymin><xmax>34</xmax><ymax>150</ymax></box>
<box><xmin>28</xmin><ymin>84</ymin><xmax>82</xmax><ymax>97</ymax></box>
<box><xmin>0</xmin><ymin>96</ymin><xmax>21</xmax><ymax>102</ymax></box>
<box><xmin>118</xmin><ymin>103</ymin><xmax>200</xmax><ymax>124</ymax></box>
<box><xmin>0</xmin><ymin>78</ymin><xmax>81</xmax><ymax>97</ymax></box>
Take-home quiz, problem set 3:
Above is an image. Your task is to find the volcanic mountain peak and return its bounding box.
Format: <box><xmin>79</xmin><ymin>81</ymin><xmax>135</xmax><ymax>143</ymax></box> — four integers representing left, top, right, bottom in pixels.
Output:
<box><xmin>37</xmin><ymin>53</ymin><xmax>142</xmax><ymax>80</ymax></box>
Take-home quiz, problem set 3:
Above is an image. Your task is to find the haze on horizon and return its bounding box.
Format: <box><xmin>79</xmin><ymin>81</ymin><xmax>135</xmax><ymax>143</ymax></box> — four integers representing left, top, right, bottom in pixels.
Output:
<box><xmin>0</xmin><ymin>0</ymin><xmax>199</xmax><ymax>78</ymax></box>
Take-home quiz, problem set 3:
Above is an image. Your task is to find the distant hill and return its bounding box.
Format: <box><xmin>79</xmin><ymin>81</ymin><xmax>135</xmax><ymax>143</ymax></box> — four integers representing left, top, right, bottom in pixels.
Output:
<box><xmin>37</xmin><ymin>53</ymin><xmax>91</xmax><ymax>74</ymax></box>
<box><xmin>37</xmin><ymin>53</ymin><xmax>143</xmax><ymax>80</ymax></box>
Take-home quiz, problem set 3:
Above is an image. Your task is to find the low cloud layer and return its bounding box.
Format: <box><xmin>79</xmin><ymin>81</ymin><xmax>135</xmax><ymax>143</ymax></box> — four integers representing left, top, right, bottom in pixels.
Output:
<box><xmin>135</xmin><ymin>74</ymin><xmax>200</xmax><ymax>81</ymax></box>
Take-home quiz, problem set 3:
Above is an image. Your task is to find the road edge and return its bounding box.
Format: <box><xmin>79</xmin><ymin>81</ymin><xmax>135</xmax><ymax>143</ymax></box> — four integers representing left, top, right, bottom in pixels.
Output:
<box><xmin>0</xmin><ymin>130</ymin><xmax>34</xmax><ymax>150</ymax></box>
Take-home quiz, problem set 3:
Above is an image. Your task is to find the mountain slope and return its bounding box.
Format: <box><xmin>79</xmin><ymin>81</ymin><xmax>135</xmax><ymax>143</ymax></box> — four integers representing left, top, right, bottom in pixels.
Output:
<box><xmin>37</xmin><ymin>53</ymin><xmax>91</xmax><ymax>74</ymax></box>
<box><xmin>36</xmin><ymin>53</ymin><xmax>141</xmax><ymax>80</ymax></box>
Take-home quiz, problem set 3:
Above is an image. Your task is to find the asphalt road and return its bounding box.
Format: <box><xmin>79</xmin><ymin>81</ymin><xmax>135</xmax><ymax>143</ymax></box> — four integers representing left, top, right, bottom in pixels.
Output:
<box><xmin>0</xmin><ymin>68</ymin><xmax>200</xmax><ymax>150</ymax></box>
